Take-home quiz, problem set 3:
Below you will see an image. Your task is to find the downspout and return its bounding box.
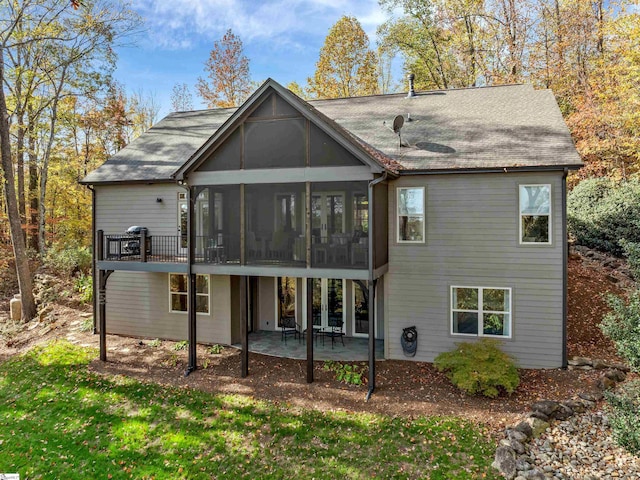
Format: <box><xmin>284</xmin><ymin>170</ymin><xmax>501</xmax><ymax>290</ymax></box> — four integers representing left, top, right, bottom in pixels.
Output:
<box><xmin>86</xmin><ymin>184</ymin><xmax>97</xmax><ymax>334</ymax></box>
<box><xmin>366</xmin><ymin>171</ymin><xmax>388</xmax><ymax>401</ymax></box>
<box><xmin>562</xmin><ymin>168</ymin><xmax>568</xmax><ymax>369</ymax></box>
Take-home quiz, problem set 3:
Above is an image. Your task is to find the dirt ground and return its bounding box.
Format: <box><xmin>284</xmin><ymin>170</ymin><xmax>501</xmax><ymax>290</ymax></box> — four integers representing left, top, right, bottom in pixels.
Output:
<box><xmin>0</xmin><ymin>248</ymin><xmax>634</xmax><ymax>432</ymax></box>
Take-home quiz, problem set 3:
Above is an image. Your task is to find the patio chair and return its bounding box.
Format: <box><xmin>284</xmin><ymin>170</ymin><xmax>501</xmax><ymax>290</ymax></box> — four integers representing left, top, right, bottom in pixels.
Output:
<box><xmin>280</xmin><ymin>316</ymin><xmax>300</xmax><ymax>343</ymax></box>
<box><xmin>325</xmin><ymin>316</ymin><xmax>345</xmax><ymax>348</ymax></box>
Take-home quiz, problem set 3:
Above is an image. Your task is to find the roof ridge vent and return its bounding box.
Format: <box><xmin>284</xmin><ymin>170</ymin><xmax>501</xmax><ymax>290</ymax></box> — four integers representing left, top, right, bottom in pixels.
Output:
<box><xmin>406</xmin><ymin>74</ymin><xmax>416</xmax><ymax>98</ymax></box>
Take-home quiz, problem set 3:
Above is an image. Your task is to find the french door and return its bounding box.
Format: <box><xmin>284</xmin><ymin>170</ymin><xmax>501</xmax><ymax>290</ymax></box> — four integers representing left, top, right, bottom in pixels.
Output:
<box><xmin>178</xmin><ymin>193</ymin><xmax>188</xmax><ymax>255</ymax></box>
<box><xmin>310</xmin><ymin>278</ymin><xmax>345</xmax><ymax>332</ymax></box>
<box><xmin>312</xmin><ymin>193</ymin><xmax>345</xmax><ymax>243</ymax></box>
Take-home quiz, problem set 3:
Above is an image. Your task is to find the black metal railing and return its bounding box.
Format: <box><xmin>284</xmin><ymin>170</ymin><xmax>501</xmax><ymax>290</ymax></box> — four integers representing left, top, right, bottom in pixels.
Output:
<box><xmin>97</xmin><ymin>231</ymin><xmax>368</xmax><ymax>268</ymax></box>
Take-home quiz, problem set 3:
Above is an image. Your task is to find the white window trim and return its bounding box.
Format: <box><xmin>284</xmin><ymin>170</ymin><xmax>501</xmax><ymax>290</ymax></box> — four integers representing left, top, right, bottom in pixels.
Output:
<box><xmin>519</xmin><ymin>184</ymin><xmax>552</xmax><ymax>245</ymax></box>
<box><xmin>168</xmin><ymin>273</ymin><xmax>210</xmax><ymax>315</ymax></box>
<box><xmin>397</xmin><ymin>186</ymin><xmax>425</xmax><ymax>244</ymax></box>
<box><xmin>450</xmin><ymin>285</ymin><xmax>512</xmax><ymax>339</ymax></box>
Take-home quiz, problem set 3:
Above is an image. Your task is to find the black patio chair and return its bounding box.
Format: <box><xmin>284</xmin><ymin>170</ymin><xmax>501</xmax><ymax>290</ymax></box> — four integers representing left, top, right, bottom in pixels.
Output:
<box><xmin>280</xmin><ymin>316</ymin><xmax>300</xmax><ymax>343</ymax></box>
<box><xmin>325</xmin><ymin>316</ymin><xmax>345</xmax><ymax>348</ymax></box>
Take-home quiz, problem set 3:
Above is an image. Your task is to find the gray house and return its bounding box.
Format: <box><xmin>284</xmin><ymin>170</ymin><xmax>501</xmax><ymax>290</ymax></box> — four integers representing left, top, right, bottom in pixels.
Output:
<box><xmin>81</xmin><ymin>79</ymin><xmax>582</xmax><ymax>389</ymax></box>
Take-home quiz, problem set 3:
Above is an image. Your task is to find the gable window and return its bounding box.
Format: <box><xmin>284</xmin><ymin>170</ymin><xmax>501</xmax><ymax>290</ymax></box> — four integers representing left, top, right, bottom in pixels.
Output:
<box><xmin>519</xmin><ymin>185</ymin><xmax>551</xmax><ymax>244</ymax></box>
<box><xmin>451</xmin><ymin>286</ymin><xmax>511</xmax><ymax>338</ymax></box>
<box><xmin>169</xmin><ymin>274</ymin><xmax>210</xmax><ymax>314</ymax></box>
<box><xmin>397</xmin><ymin>187</ymin><xmax>425</xmax><ymax>243</ymax></box>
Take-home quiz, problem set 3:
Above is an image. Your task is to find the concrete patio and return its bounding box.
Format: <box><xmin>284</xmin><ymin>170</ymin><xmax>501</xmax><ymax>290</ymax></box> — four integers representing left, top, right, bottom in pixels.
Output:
<box><xmin>231</xmin><ymin>330</ymin><xmax>384</xmax><ymax>361</ymax></box>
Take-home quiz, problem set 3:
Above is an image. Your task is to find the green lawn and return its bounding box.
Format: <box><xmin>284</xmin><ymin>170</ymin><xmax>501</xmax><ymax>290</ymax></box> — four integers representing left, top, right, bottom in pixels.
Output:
<box><xmin>0</xmin><ymin>341</ymin><xmax>499</xmax><ymax>479</ymax></box>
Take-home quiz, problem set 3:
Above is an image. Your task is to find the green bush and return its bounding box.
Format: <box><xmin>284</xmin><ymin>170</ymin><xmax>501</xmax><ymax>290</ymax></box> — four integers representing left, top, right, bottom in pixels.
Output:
<box><xmin>601</xmin><ymin>291</ymin><xmax>640</xmax><ymax>372</ymax></box>
<box><xmin>434</xmin><ymin>339</ymin><xmax>520</xmax><ymax>398</ymax></box>
<box><xmin>620</xmin><ymin>239</ymin><xmax>640</xmax><ymax>280</ymax></box>
<box><xmin>173</xmin><ymin>340</ymin><xmax>188</xmax><ymax>351</ymax></box>
<box><xmin>208</xmin><ymin>344</ymin><xmax>223</xmax><ymax>354</ymax></box>
<box><xmin>323</xmin><ymin>360</ymin><xmax>365</xmax><ymax>386</ymax></box>
<box><xmin>604</xmin><ymin>380</ymin><xmax>640</xmax><ymax>454</ymax></box>
<box><xmin>44</xmin><ymin>243</ymin><xmax>92</xmax><ymax>277</ymax></box>
<box><xmin>74</xmin><ymin>273</ymin><xmax>93</xmax><ymax>304</ymax></box>
<box><xmin>567</xmin><ymin>178</ymin><xmax>640</xmax><ymax>256</ymax></box>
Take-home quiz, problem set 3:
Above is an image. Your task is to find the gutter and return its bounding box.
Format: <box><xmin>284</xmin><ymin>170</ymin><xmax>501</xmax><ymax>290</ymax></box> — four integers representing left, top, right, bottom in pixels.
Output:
<box><xmin>178</xmin><ymin>181</ymin><xmax>197</xmax><ymax>377</ymax></box>
<box><xmin>562</xmin><ymin>168</ymin><xmax>569</xmax><ymax>368</ymax></box>
<box><xmin>397</xmin><ymin>165</ymin><xmax>583</xmax><ymax>176</ymax></box>
<box><xmin>366</xmin><ymin>171</ymin><xmax>388</xmax><ymax>401</ymax></box>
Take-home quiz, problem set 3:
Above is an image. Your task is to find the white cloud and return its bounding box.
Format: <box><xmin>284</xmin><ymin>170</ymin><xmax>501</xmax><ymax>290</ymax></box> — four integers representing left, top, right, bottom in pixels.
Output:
<box><xmin>134</xmin><ymin>0</ymin><xmax>388</xmax><ymax>50</ymax></box>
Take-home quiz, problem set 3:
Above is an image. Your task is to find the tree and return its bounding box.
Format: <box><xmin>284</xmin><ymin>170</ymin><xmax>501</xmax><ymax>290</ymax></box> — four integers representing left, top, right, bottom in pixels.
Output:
<box><xmin>307</xmin><ymin>16</ymin><xmax>379</xmax><ymax>99</ymax></box>
<box><xmin>0</xmin><ymin>0</ymin><xmax>140</xmax><ymax>320</ymax></box>
<box><xmin>286</xmin><ymin>81</ymin><xmax>306</xmax><ymax>99</ymax></box>
<box><xmin>170</xmin><ymin>83</ymin><xmax>193</xmax><ymax>111</ymax></box>
<box><xmin>196</xmin><ymin>29</ymin><xmax>251</xmax><ymax>108</ymax></box>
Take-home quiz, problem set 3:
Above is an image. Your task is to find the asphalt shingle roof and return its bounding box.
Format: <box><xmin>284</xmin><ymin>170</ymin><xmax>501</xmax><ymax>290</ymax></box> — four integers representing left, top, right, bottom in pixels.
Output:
<box><xmin>81</xmin><ymin>83</ymin><xmax>582</xmax><ymax>184</ymax></box>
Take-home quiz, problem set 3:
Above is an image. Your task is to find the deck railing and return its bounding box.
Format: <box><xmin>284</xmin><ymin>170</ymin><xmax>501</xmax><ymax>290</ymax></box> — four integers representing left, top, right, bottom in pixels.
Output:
<box><xmin>97</xmin><ymin>230</ymin><xmax>368</xmax><ymax>269</ymax></box>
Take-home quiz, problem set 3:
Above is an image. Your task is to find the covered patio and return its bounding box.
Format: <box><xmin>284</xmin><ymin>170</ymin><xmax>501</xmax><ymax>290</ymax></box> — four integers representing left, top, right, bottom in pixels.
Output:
<box><xmin>232</xmin><ymin>330</ymin><xmax>384</xmax><ymax>362</ymax></box>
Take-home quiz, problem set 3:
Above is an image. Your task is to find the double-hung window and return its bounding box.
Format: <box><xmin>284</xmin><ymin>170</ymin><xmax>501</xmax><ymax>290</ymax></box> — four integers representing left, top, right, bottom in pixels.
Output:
<box><xmin>451</xmin><ymin>286</ymin><xmax>511</xmax><ymax>338</ymax></box>
<box><xmin>519</xmin><ymin>185</ymin><xmax>551</xmax><ymax>244</ymax></box>
<box><xmin>169</xmin><ymin>274</ymin><xmax>210</xmax><ymax>314</ymax></box>
<box><xmin>397</xmin><ymin>186</ymin><xmax>425</xmax><ymax>243</ymax></box>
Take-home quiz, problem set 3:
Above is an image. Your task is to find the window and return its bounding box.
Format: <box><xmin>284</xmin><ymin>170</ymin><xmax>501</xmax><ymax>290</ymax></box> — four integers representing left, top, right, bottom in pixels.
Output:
<box><xmin>397</xmin><ymin>187</ymin><xmax>425</xmax><ymax>243</ymax></box>
<box><xmin>519</xmin><ymin>185</ymin><xmax>551</xmax><ymax>244</ymax></box>
<box><xmin>169</xmin><ymin>274</ymin><xmax>210</xmax><ymax>314</ymax></box>
<box><xmin>451</xmin><ymin>286</ymin><xmax>511</xmax><ymax>338</ymax></box>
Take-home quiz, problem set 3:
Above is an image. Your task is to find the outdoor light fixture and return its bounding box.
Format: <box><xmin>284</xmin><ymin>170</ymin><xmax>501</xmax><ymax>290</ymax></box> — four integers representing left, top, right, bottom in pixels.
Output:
<box><xmin>156</xmin><ymin>197</ymin><xmax>163</xmax><ymax>203</ymax></box>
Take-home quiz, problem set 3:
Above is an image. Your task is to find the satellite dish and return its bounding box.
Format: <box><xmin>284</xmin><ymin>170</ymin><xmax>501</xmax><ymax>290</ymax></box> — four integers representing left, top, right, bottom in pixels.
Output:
<box><xmin>392</xmin><ymin>114</ymin><xmax>405</xmax><ymax>134</ymax></box>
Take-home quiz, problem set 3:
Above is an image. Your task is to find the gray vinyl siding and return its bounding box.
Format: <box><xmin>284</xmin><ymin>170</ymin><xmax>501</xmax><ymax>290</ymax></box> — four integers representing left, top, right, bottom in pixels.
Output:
<box><xmin>385</xmin><ymin>172</ymin><xmax>564</xmax><ymax>368</ymax></box>
<box><xmin>95</xmin><ymin>184</ymin><xmax>182</xmax><ymax>235</ymax></box>
<box><xmin>104</xmin><ymin>271</ymin><xmax>233</xmax><ymax>345</ymax></box>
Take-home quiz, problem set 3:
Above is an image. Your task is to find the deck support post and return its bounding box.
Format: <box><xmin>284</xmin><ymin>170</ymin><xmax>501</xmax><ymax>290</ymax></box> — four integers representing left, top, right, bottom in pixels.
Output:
<box><xmin>367</xmin><ymin>279</ymin><xmax>377</xmax><ymax>395</ymax></box>
<box><xmin>186</xmin><ymin>186</ymin><xmax>197</xmax><ymax>376</ymax></box>
<box><xmin>240</xmin><ymin>276</ymin><xmax>249</xmax><ymax>377</ymax></box>
<box><xmin>306</xmin><ymin>277</ymin><xmax>314</xmax><ymax>383</ymax></box>
<box><xmin>98</xmin><ymin>268</ymin><xmax>113</xmax><ymax>362</ymax></box>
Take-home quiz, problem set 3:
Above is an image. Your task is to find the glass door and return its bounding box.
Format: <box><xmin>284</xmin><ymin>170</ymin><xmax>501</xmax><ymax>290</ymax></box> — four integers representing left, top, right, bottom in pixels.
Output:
<box><xmin>306</xmin><ymin>279</ymin><xmax>345</xmax><ymax>332</ymax></box>
<box><xmin>311</xmin><ymin>193</ymin><xmax>344</xmax><ymax>243</ymax></box>
<box><xmin>178</xmin><ymin>193</ymin><xmax>188</xmax><ymax>255</ymax></box>
<box><xmin>352</xmin><ymin>280</ymin><xmax>370</xmax><ymax>337</ymax></box>
<box><xmin>276</xmin><ymin>277</ymin><xmax>297</xmax><ymax>329</ymax></box>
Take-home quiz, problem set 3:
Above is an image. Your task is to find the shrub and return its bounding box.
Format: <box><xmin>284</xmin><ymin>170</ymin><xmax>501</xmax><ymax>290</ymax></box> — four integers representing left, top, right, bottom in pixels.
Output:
<box><xmin>323</xmin><ymin>360</ymin><xmax>365</xmax><ymax>386</ymax></box>
<box><xmin>208</xmin><ymin>344</ymin><xmax>223</xmax><ymax>354</ymax></box>
<box><xmin>600</xmin><ymin>291</ymin><xmax>640</xmax><ymax>372</ymax></box>
<box><xmin>173</xmin><ymin>340</ymin><xmax>188</xmax><ymax>351</ymax></box>
<box><xmin>74</xmin><ymin>273</ymin><xmax>93</xmax><ymax>304</ymax></box>
<box><xmin>44</xmin><ymin>243</ymin><xmax>92</xmax><ymax>278</ymax></box>
<box><xmin>434</xmin><ymin>339</ymin><xmax>520</xmax><ymax>398</ymax></box>
<box><xmin>567</xmin><ymin>178</ymin><xmax>640</xmax><ymax>256</ymax></box>
<box><xmin>604</xmin><ymin>380</ymin><xmax>640</xmax><ymax>454</ymax></box>
<box><xmin>620</xmin><ymin>239</ymin><xmax>640</xmax><ymax>280</ymax></box>
<box><xmin>79</xmin><ymin>318</ymin><xmax>94</xmax><ymax>333</ymax></box>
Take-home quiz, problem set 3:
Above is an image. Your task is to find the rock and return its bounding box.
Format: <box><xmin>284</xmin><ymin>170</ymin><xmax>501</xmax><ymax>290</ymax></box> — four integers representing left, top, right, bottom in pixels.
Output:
<box><xmin>578</xmin><ymin>391</ymin><xmax>603</xmax><ymax>402</ymax></box>
<box><xmin>507</xmin><ymin>429</ymin><xmax>529</xmax><ymax>443</ymax></box>
<box><xmin>516</xmin><ymin>457</ymin><xmax>531</xmax><ymax>471</ymax></box>
<box><xmin>568</xmin><ymin>356</ymin><xmax>592</xmax><ymax>367</ymax></box>
<box><xmin>501</xmin><ymin>439</ymin><xmax>513</xmax><ymax>447</ymax></box>
<box><xmin>515</xmin><ymin>477</ymin><xmax>527</xmax><ymax>480</ymax></box>
<box><xmin>562</xmin><ymin>400</ymin><xmax>586</xmax><ymax>414</ymax></box>
<box><xmin>604</xmin><ymin>369</ymin><xmax>626</xmax><ymax>383</ymax></box>
<box><xmin>591</xmin><ymin>358</ymin><xmax>608</xmax><ymax>370</ymax></box>
<box><xmin>514</xmin><ymin>421</ymin><xmax>534</xmax><ymax>439</ymax></box>
<box><xmin>529</xmin><ymin>411</ymin><xmax>550</xmax><ymax>422</ymax></box>
<box><xmin>38</xmin><ymin>305</ymin><xmax>53</xmax><ymax>322</ymax></box>
<box><xmin>493</xmin><ymin>445</ymin><xmax>517</xmax><ymax>479</ymax></box>
<box><xmin>525</xmin><ymin>417</ymin><xmax>550</xmax><ymax>438</ymax></box>
<box><xmin>596</xmin><ymin>376</ymin><xmax>616</xmax><ymax>390</ymax></box>
<box><xmin>531</xmin><ymin>400</ymin><xmax>560</xmax><ymax>417</ymax></box>
<box><xmin>552</xmin><ymin>404</ymin><xmax>574</xmax><ymax>420</ymax></box>
<box><xmin>568</xmin><ymin>365</ymin><xmax>593</xmax><ymax>371</ymax></box>
<box><xmin>511</xmin><ymin>439</ymin><xmax>526</xmax><ymax>455</ymax></box>
<box><xmin>607</xmin><ymin>362</ymin><xmax>630</xmax><ymax>373</ymax></box>
<box><xmin>522</xmin><ymin>469</ymin><xmax>546</xmax><ymax>480</ymax></box>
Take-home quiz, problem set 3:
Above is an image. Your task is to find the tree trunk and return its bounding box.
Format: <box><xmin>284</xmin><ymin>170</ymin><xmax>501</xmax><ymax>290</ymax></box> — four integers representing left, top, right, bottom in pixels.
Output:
<box><xmin>38</xmin><ymin>66</ymin><xmax>66</xmax><ymax>255</ymax></box>
<box><xmin>27</xmin><ymin>106</ymin><xmax>39</xmax><ymax>251</ymax></box>
<box><xmin>0</xmin><ymin>48</ymin><xmax>36</xmax><ymax>321</ymax></box>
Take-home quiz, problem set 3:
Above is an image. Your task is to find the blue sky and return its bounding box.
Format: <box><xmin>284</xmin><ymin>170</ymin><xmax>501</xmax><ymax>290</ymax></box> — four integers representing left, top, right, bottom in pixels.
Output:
<box><xmin>113</xmin><ymin>0</ymin><xmax>401</xmax><ymax>118</ymax></box>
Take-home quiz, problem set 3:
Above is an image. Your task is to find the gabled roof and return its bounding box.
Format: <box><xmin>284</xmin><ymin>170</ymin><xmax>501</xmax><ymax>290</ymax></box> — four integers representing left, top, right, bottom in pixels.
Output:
<box><xmin>312</xmin><ymin>84</ymin><xmax>582</xmax><ymax>171</ymax></box>
<box><xmin>81</xmin><ymin>80</ymin><xmax>582</xmax><ymax>185</ymax></box>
